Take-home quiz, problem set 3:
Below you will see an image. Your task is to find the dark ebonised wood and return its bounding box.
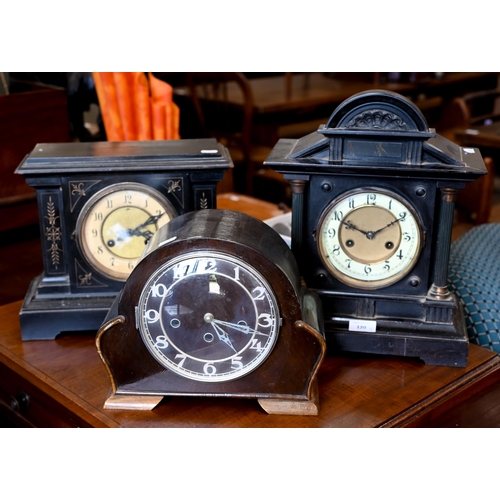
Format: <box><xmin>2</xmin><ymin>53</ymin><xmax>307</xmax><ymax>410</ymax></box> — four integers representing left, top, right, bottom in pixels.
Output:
<box><xmin>265</xmin><ymin>90</ymin><xmax>488</xmax><ymax>367</ymax></box>
<box><xmin>15</xmin><ymin>139</ymin><xmax>232</xmax><ymax>340</ymax></box>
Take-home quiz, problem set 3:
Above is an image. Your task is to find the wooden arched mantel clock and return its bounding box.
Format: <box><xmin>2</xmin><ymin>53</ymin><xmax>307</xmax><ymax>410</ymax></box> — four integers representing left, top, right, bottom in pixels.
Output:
<box><xmin>96</xmin><ymin>210</ymin><xmax>326</xmax><ymax>415</ymax></box>
<box><xmin>264</xmin><ymin>89</ymin><xmax>487</xmax><ymax>367</ymax></box>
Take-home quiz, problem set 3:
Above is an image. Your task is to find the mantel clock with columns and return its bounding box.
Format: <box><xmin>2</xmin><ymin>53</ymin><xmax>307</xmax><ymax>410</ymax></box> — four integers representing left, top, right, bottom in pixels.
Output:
<box><xmin>264</xmin><ymin>90</ymin><xmax>487</xmax><ymax>367</ymax></box>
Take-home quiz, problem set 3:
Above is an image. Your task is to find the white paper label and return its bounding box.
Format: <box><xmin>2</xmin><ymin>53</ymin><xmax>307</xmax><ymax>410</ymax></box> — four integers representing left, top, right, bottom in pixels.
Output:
<box><xmin>349</xmin><ymin>319</ymin><xmax>377</xmax><ymax>333</ymax></box>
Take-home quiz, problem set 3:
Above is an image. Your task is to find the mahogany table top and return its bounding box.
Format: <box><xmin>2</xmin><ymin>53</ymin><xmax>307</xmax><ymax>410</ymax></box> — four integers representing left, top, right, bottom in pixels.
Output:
<box><xmin>1</xmin><ymin>299</ymin><xmax>500</xmax><ymax>428</ymax></box>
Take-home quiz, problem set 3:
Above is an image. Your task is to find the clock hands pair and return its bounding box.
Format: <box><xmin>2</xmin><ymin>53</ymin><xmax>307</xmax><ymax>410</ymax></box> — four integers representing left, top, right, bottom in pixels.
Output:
<box><xmin>204</xmin><ymin>312</ymin><xmax>265</xmax><ymax>353</ymax></box>
<box><xmin>127</xmin><ymin>212</ymin><xmax>166</xmax><ymax>241</ymax></box>
<box><xmin>342</xmin><ymin>214</ymin><xmax>405</xmax><ymax>240</ymax></box>
<box><xmin>107</xmin><ymin>212</ymin><xmax>166</xmax><ymax>248</ymax></box>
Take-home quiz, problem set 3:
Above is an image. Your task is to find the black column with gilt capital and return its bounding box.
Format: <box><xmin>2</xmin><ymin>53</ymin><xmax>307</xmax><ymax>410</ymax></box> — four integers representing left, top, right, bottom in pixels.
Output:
<box><xmin>429</xmin><ymin>187</ymin><xmax>458</xmax><ymax>299</ymax></box>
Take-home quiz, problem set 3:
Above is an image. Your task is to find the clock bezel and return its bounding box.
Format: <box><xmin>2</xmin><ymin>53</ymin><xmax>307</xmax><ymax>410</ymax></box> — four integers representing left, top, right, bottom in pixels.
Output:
<box><xmin>317</xmin><ymin>187</ymin><xmax>424</xmax><ymax>290</ymax></box>
<box><xmin>75</xmin><ymin>181</ymin><xmax>178</xmax><ymax>282</ymax></box>
<box><xmin>137</xmin><ymin>250</ymin><xmax>281</xmax><ymax>383</ymax></box>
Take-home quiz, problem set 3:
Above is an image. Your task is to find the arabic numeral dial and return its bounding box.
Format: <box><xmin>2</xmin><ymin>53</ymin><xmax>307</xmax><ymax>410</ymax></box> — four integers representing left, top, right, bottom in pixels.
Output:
<box><xmin>77</xmin><ymin>182</ymin><xmax>177</xmax><ymax>281</ymax></box>
<box><xmin>317</xmin><ymin>189</ymin><xmax>422</xmax><ymax>289</ymax></box>
<box><xmin>137</xmin><ymin>252</ymin><xmax>281</xmax><ymax>382</ymax></box>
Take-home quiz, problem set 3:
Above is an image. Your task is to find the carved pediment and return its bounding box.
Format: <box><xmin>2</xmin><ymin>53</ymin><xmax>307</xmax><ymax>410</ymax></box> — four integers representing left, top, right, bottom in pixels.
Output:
<box><xmin>344</xmin><ymin>109</ymin><xmax>410</xmax><ymax>131</ymax></box>
<box><xmin>324</xmin><ymin>89</ymin><xmax>430</xmax><ymax>133</ymax></box>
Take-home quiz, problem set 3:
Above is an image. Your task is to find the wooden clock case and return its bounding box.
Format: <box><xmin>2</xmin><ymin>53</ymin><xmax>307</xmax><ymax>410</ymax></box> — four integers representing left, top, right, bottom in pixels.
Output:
<box><xmin>264</xmin><ymin>90</ymin><xmax>487</xmax><ymax>367</ymax></box>
<box><xmin>15</xmin><ymin>139</ymin><xmax>231</xmax><ymax>340</ymax></box>
<box><xmin>96</xmin><ymin>210</ymin><xmax>327</xmax><ymax>415</ymax></box>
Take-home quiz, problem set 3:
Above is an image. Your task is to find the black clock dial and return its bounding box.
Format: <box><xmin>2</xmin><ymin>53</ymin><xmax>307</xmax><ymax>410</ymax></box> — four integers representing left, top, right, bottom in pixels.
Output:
<box><xmin>137</xmin><ymin>252</ymin><xmax>280</xmax><ymax>382</ymax></box>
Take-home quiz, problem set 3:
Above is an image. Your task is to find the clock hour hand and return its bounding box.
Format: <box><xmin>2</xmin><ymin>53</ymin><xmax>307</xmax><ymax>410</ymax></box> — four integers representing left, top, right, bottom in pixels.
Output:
<box><xmin>127</xmin><ymin>227</ymin><xmax>155</xmax><ymax>240</ymax></box>
<box><xmin>208</xmin><ymin>320</ymin><xmax>237</xmax><ymax>353</ymax></box>
<box><xmin>342</xmin><ymin>220</ymin><xmax>369</xmax><ymax>236</ymax></box>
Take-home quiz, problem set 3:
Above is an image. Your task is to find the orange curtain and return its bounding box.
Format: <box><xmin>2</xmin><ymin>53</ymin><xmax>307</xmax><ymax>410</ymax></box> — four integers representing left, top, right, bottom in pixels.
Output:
<box><xmin>93</xmin><ymin>72</ymin><xmax>180</xmax><ymax>141</ymax></box>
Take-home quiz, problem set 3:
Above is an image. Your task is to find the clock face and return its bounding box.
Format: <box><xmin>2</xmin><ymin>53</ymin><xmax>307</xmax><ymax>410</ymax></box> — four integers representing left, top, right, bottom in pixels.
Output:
<box><xmin>317</xmin><ymin>188</ymin><xmax>422</xmax><ymax>289</ymax></box>
<box><xmin>137</xmin><ymin>251</ymin><xmax>280</xmax><ymax>382</ymax></box>
<box><xmin>77</xmin><ymin>182</ymin><xmax>177</xmax><ymax>281</ymax></box>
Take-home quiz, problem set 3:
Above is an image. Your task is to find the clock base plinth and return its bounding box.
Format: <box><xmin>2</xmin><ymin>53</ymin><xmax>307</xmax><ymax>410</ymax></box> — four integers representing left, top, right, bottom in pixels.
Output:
<box><xmin>258</xmin><ymin>381</ymin><xmax>320</xmax><ymax>415</ymax></box>
<box><xmin>325</xmin><ymin>307</ymin><xmax>469</xmax><ymax>367</ymax></box>
<box><xmin>19</xmin><ymin>274</ymin><xmax>115</xmax><ymax>340</ymax></box>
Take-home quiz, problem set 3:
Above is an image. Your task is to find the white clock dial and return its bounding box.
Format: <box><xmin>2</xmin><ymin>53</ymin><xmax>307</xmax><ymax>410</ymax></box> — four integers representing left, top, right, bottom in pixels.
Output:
<box><xmin>318</xmin><ymin>189</ymin><xmax>422</xmax><ymax>289</ymax></box>
<box><xmin>77</xmin><ymin>182</ymin><xmax>177</xmax><ymax>281</ymax></box>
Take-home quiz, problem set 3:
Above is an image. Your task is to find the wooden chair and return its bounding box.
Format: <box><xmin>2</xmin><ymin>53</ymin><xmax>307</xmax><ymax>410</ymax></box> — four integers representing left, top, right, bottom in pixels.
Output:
<box><xmin>452</xmin><ymin>156</ymin><xmax>495</xmax><ymax>241</ymax></box>
<box><xmin>436</xmin><ymin>91</ymin><xmax>499</xmax><ymax>240</ymax></box>
<box><xmin>186</xmin><ymin>73</ymin><xmax>274</xmax><ymax>195</ymax></box>
<box><xmin>437</xmin><ymin>89</ymin><xmax>500</xmax><ymax>141</ymax></box>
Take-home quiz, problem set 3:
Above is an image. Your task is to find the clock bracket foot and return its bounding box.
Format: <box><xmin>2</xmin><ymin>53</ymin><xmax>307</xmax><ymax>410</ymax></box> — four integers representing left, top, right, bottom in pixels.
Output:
<box><xmin>103</xmin><ymin>389</ymin><xmax>320</xmax><ymax>415</ymax></box>
<box><xmin>258</xmin><ymin>381</ymin><xmax>320</xmax><ymax>416</ymax></box>
<box><xmin>103</xmin><ymin>393</ymin><xmax>164</xmax><ymax>411</ymax></box>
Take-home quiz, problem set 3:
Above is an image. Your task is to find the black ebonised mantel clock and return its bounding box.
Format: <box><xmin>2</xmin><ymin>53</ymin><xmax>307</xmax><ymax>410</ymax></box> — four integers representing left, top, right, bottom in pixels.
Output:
<box><xmin>97</xmin><ymin>209</ymin><xmax>326</xmax><ymax>415</ymax></box>
<box><xmin>264</xmin><ymin>89</ymin><xmax>487</xmax><ymax>367</ymax></box>
<box><xmin>15</xmin><ymin>139</ymin><xmax>232</xmax><ymax>340</ymax></box>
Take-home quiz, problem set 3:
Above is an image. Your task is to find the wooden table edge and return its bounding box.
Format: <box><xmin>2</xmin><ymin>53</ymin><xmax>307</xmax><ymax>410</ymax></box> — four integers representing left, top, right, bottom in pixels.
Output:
<box><xmin>379</xmin><ymin>349</ymin><xmax>500</xmax><ymax>427</ymax></box>
<box><xmin>0</xmin><ymin>302</ymin><xmax>120</xmax><ymax>428</ymax></box>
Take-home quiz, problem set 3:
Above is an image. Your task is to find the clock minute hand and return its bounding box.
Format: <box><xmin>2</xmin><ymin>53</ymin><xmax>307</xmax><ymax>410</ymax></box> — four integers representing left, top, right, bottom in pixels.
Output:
<box><xmin>212</xmin><ymin>319</ymin><xmax>268</xmax><ymax>337</ymax></box>
<box><xmin>129</xmin><ymin>212</ymin><xmax>166</xmax><ymax>233</ymax></box>
<box><xmin>371</xmin><ymin>216</ymin><xmax>405</xmax><ymax>237</ymax></box>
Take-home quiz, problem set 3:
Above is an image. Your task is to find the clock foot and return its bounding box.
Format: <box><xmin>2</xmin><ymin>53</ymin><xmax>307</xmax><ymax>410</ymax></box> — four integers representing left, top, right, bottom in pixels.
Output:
<box><xmin>104</xmin><ymin>393</ymin><xmax>164</xmax><ymax>411</ymax></box>
<box><xmin>258</xmin><ymin>382</ymin><xmax>320</xmax><ymax>416</ymax></box>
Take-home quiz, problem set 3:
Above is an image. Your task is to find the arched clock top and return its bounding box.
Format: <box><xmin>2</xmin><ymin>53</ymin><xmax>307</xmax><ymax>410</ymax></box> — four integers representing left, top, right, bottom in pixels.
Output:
<box><xmin>324</xmin><ymin>89</ymin><xmax>430</xmax><ymax>133</ymax></box>
<box><xmin>315</xmin><ymin>90</ymin><xmax>438</xmax><ymax>166</ymax></box>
